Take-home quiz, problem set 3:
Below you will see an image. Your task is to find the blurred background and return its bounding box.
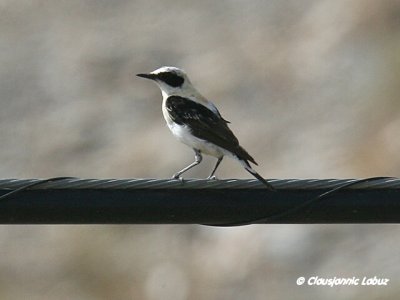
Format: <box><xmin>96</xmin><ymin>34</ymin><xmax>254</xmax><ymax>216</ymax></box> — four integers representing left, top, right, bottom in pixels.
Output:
<box><xmin>0</xmin><ymin>0</ymin><xmax>400</xmax><ymax>299</ymax></box>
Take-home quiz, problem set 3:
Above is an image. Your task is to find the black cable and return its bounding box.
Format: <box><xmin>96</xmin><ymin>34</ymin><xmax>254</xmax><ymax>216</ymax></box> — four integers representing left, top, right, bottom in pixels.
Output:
<box><xmin>0</xmin><ymin>176</ymin><xmax>397</xmax><ymax>226</ymax></box>
<box><xmin>204</xmin><ymin>176</ymin><xmax>397</xmax><ymax>226</ymax></box>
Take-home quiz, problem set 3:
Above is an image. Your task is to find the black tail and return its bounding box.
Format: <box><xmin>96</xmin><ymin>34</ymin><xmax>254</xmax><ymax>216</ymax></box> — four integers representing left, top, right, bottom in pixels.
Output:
<box><xmin>246</xmin><ymin>168</ymin><xmax>275</xmax><ymax>191</ymax></box>
<box><xmin>240</xmin><ymin>159</ymin><xmax>275</xmax><ymax>191</ymax></box>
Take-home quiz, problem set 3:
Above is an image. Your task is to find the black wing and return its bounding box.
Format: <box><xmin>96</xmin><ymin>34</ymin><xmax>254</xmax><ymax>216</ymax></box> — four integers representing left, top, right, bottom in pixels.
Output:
<box><xmin>165</xmin><ymin>96</ymin><xmax>257</xmax><ymax>164</ymax></box>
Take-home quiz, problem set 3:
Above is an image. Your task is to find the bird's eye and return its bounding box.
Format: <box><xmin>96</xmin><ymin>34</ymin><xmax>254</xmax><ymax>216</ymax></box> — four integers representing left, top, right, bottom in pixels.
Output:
<box><xmin>157</xmin><ymin>72</ymin><xmax>184</xmax><ymax>87</ymax></box>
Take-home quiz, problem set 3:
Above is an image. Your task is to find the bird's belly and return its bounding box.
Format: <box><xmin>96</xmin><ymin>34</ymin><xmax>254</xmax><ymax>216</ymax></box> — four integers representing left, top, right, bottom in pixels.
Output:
<box><xmin>168</xmin><ymin>123</ymin><xmax>227</xmax><ymax>158</ymax></box>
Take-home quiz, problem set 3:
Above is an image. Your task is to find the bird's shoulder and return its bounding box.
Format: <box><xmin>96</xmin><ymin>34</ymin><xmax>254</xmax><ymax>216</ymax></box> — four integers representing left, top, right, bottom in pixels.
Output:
<box><xmin>165</xmin><ymin>95</ymin><xmax>225</xmax><ymax>125</ymax></box>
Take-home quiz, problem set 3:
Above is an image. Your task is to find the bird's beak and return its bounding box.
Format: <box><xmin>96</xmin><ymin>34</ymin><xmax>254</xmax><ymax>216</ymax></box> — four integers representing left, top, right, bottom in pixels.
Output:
<box><xmin>136</xmin><ymin>73</ymin><xmax>157</xmax><ymax>80</ymax></box>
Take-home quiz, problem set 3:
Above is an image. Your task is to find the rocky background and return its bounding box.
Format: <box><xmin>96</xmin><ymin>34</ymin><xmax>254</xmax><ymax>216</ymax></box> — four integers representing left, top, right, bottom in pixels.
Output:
<box><xmin>0</xmin><ymin>0</ymin><xmax>399</xmax><ymax>299</ymax></box>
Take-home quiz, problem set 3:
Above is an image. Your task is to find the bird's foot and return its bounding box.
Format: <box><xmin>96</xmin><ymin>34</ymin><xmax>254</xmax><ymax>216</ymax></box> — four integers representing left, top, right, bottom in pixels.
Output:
<box><xmin>172</xmin><ymin>174</ymin><xmax>185</xmax><ymax>183</ymax></box>
<box><xmin>207</xmin><ymin>175</ymin><xmax>218</xmax><ymax>180</ymax></box>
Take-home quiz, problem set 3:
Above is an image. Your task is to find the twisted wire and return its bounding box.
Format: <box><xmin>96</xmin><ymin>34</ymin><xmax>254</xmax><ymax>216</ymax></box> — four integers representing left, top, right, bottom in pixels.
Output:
<box><xmin>0</xmin><ymin>177</ymin><xmax>398</xmax><ymax>225</ymax></box>
<box><xmin>0</xmin><ymin>177</ymin><xmax>399</xmax><ymax>190</ymax></box>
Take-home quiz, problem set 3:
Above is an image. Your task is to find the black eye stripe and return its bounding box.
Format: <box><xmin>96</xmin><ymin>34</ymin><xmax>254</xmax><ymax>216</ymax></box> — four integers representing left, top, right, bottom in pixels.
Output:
<box><xmin>157</xmin><ymin>72</ymin><xmax>184</xmax><ymax>87</ymax></box>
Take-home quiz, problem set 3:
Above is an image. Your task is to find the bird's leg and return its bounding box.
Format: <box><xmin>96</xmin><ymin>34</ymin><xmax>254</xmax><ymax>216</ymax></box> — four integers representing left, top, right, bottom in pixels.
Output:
<box><xmin>172</xmin><ymin>149</ymin><xmax>202</xmax><ymax>180</ymax></box>
<box><xmin>207</xmin><ymin>157</ymin><xmax>223</xmax><ymax>180</ymax></box>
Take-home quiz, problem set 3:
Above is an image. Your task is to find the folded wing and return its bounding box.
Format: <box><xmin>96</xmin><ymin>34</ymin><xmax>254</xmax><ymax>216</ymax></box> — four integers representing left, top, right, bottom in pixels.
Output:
<box><xmin>165</xmin><ymin>96</ymin><xmax>257</xmax><ymax>165</ymax></box>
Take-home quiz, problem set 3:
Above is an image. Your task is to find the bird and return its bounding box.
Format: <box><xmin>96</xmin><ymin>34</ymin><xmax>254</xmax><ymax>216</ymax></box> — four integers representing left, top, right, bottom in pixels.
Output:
<box><xmin>137</xmin><ymin>66</ymin><xmax>274</xmax><ymax>190</ymax></box>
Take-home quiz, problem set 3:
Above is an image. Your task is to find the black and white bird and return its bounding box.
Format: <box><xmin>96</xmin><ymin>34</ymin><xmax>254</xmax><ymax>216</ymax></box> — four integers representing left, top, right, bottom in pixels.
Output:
<box><xmin>137</xmin><ymin>66</ymin><xmax>274</xmax><ymax>190</ymax></box>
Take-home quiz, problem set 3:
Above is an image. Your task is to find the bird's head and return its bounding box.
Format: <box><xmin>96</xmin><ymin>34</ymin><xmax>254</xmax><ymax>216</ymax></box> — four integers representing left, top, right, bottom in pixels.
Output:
<box><xmin>137</xmin><ymin>66</ymin><xmax>194</xmax><ymax>97</ymax></box>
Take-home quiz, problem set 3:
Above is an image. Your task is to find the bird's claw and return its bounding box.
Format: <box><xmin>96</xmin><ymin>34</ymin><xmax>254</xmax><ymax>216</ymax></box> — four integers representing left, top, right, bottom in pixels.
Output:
<box><xmin>207</xmin><ymin>175</ymin><xmax>218</xmax><ymax>180</ymax></box>
<box><xmin>172</xmin><ymin>174</ymin><xmax>185</xmax><ymax>183</ymax></box>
